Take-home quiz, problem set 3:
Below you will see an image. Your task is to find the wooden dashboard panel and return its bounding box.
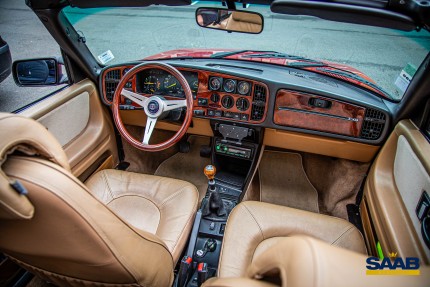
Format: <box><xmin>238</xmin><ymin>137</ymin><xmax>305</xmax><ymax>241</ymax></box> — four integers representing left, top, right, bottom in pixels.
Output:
<box><xmin>101</xmin><ymin>65</ymin><xmax>269</xmax><ymax>124</ymax></box>
<box><xmin>274</xmin><ymin>90</ymin><xmax>365</xmax><ymax>137</ymax></box>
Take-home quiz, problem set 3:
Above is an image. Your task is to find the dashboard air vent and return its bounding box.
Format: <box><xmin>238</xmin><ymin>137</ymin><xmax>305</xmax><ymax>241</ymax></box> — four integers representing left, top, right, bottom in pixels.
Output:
<box><xmin>251</xmin><ymin>84</ymin><xmax>267</xmax><ymax>121</ymax></box>
<box><xmin>360</xmin><ymin>108</ymin><xmax>386</xmax><ymax>140</ymax></box>
<box><xmin>104</xmin><ymin>69</ymin><xmax>121</xmax><ymax>102</ymax></box>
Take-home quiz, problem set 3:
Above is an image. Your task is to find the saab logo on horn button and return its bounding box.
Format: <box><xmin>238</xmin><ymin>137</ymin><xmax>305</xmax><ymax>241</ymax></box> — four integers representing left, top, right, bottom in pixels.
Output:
<box><xmin>147</xmin><ymin>100</ymin><xmax>159</xmax><ymax>114</ymax></box>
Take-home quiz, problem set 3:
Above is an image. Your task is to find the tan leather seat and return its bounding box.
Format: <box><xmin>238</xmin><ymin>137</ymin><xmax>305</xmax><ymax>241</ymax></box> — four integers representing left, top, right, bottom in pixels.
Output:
<box><xmin>0</xmin><ymin>113</ymin><xmax>199</xmax><ymax>287</ymax></box>
<box><xmin>225</xmin><ymin>12</ymin><xmax>263</xmax><ymax>33</ymax></box>
<box><xmin>218</xmin><ymin>201</ymin><xmax>367</xmax><ymax>278</ymax></box>
<box><xmin>205</xmin><ymin>236</ymin><xmax>430</xmax><ymax>287</ymax></box>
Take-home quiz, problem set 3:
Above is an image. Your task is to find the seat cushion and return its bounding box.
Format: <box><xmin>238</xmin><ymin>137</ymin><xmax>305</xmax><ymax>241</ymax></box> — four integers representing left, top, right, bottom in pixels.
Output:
<box><xmin>218</xmin><ymin>201</ymin><xmax>367</xmax><ymax>278</ymax></box>
<box><xmin>86</xmin><ymin>169</ymin><xmax>199</xmax><ymax>263</ymax></box>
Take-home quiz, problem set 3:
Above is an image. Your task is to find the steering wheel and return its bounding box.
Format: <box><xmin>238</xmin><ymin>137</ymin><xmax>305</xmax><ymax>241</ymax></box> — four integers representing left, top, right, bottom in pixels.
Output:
<box><xmin>112</xmin><ymin>62</ymin><xmax>193</xmax><ymax>152</ymax></box>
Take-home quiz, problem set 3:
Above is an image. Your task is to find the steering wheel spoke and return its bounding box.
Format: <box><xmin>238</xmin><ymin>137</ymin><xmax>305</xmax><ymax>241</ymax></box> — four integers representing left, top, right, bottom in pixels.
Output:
<box><xmin>113</xmin><ymin>62</ymin><xmax>193</xmax><ymax>151</ymax></box>
<box><xmin>143</xmin><ymin>116</ymin><xmax>157</xmax><ymax>145</ymax></box>
<box><xmin>121</xmin><ymin>89</ymin><xmax>148</xmax><ymax>107</ymax></box>
<box><xmin>163</xmin><ymin>99</ymin><xmax>187</xmax><ymax>112</ymax></box>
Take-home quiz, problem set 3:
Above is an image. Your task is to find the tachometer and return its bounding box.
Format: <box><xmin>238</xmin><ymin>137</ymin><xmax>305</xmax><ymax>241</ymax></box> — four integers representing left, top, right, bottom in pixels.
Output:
<box><xmin>223</xmin><ymin>79</ymin><xmax>236</xmax><ymax>93</ymax></box>
<box><xmin>237</xmin><ymin>81</ymin><xmax>251</xmax><ymax>95</ymax></box>
<box><xmin>191</xmin><ymin>80</ymin><xmax>199</xmax><ymax>93</ymax></box>
<box><xmin>143</xmin><ymin>76</ymin><xmax>159</xmax><ymax>94</ymax></box>
<box><xmin>163</xmin><ymin>75</ymin><xmax>181</xmax><ymax>93</ymax></box>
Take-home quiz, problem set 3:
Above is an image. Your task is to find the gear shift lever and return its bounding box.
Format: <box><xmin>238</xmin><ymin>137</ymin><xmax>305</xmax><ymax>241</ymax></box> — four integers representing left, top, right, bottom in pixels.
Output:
<box><xmin>202</xmin><ymin>165</ymin><xmax>227</xmax><ymax>217</ymax></box>
<box><xmin>204</xmin><ymin>165</ymin><xmax>216</xmax><ymax>192</ymax></box>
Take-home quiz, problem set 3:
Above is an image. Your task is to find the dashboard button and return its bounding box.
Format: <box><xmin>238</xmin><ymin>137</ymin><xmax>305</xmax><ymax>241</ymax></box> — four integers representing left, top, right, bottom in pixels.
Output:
<box><xmin>241</xmin><ymin>114</ymin><xmax>249</xmax><ymax>121</ymax></box>
<box><xmin>207</xmin><ymin>110</ymin><xmax>215</xmax><ymax>116</ymax></box>
<box><xmin>223</xmin><ymin>111</ymin><xmax>234</xmax><ymax>118</ymax></box>
<box><xmin>194</xmin><ymin>110</ymin><xmax>204</xmax><ymax>116</ymax></box>
<box><xmin>214</xmin><ymin>110</ymin><xmax>222</xmax><ymax>117</ymax></box>
<box><xmin>197</xmin><ymin>98</ymin><xmax>208</xmax><ymax>106</ymax></box>
<box><xmin>233</xmin><ymin>113</ymin><xmax>241</xmax><ymax>120</ymax></box>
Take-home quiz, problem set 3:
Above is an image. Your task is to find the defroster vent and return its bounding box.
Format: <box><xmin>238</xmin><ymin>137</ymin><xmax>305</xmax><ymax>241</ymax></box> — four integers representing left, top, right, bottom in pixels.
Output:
<box><xmin>251</xmin><ymin>84</ymin><xmax>267</xmax><ymax>121</ymax></box>
<box><xmin>104</xmin><ymin>69</ymin><xmax>121</xmax><ymax>102</ymax></box>
<box><xmin>360</xmin><ymin>108</ymin><xmax>386</xmax><ymax>140</ymax></box>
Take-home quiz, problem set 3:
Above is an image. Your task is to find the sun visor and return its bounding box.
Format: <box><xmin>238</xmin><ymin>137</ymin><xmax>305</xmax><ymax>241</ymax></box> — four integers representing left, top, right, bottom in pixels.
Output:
<box><xmin>68</xmin><ymin>0</ymin><xmax>191</xmax><ymax>8</ymax></box>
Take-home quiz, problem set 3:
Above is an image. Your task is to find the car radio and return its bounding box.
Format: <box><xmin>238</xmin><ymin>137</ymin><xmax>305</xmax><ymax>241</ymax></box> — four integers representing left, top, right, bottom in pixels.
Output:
<box><xmin>214</xmin><ymin>140</ymin><xmax>252</xmax><ymax>159</ymax></box>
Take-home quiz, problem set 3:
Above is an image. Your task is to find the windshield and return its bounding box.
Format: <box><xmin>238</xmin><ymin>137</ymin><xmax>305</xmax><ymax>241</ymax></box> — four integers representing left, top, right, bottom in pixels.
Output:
<box><xmin>62</xmin><ymin>3</ymin><xmax>430</xmax><ymax>101</ymax></box>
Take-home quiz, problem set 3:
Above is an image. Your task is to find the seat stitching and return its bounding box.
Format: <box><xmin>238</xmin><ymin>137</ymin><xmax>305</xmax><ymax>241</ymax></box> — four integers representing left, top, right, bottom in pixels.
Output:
<box><xmin>331</xmin><ymin>226</ymin><xmax>354</xmax><ymax>246</ymax></box>
<box><xmin>159</xmin><ymin>185</ymin><xmax>189</xmax><ymax>208</ymax></box>
<box><xmin>168</xmin><ymin>188</ymin><xmax>199</xmax><ymax>256</ymax></box>
<box><xmin>243</xmin><ymin>203</ymin><xmax>265</xmax><ymax>240</ymax></box>
<box><xmin>105</xmin><ymin>193</ymin><xmax>161</xmax><ymax>215</ymax></box>
<box><xmin>101</xmin><ymin>171</ymin><xmax>115</xmax><ymax>202</ymax></box>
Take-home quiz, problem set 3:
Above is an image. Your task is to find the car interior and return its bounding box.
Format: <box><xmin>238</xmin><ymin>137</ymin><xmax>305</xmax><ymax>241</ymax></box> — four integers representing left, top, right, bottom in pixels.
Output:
<box><xmin>0</xmin><ymin>0</ymin><xmax>430</xmax><ymax>286</ymax></box>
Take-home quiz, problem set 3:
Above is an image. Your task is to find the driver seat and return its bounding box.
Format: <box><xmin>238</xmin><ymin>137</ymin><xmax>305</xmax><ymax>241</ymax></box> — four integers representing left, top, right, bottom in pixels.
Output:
<box><xmin>0</xmin><ymin>113</ymin><xmax>199</xmax><ymax>287</ymax></box>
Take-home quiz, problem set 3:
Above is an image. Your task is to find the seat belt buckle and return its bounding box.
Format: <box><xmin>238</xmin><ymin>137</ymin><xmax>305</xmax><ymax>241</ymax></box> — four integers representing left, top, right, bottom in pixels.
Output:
<box><xmin>177</xmin><ymin>255</ymin><xmax>193</xmax><ymax>287</ymax></box>
<box><xmin>197</xmin><ymin>262</ymin><xmax>208</xmax><ymax>287</ymax></box>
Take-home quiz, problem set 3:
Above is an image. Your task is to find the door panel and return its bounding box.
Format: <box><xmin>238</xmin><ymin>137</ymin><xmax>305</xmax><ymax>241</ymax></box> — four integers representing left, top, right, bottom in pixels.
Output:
<box><xmin>19</xmin><ymin>79</ymin><xmax>118</xmax><ymax>180</ymax></box>
<box><xmin>361</xmin><ymin>120</ymin><xmax>430</xmax><ymax>264</ymax></box>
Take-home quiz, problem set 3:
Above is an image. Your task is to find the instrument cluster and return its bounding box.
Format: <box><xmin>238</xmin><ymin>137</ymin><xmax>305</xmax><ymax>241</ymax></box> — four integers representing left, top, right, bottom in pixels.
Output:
<box><xmin>136</xmin><ymin>68</ymin><xmax>199</xmax><ymax>98</ymax></box>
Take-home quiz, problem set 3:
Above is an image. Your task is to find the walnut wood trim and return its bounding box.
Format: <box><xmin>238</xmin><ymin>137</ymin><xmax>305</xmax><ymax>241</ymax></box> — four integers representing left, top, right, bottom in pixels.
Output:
<box><xmin>101</xmin><ymin>65</ymin><xmax>269</xmax><ymax>124</ymax></box>
<box><xmin>274</xmin><ymin>89</ymin><xmax>365</xmax><ymax>137</ymax></box>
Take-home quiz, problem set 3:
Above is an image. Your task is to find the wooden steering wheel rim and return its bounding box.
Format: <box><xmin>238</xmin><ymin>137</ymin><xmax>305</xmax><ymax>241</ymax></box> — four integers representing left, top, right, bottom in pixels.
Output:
<box><xmin>112</xmin><ymin>62</ymin><xmax>193</xmax><ymax>152</ymax></box>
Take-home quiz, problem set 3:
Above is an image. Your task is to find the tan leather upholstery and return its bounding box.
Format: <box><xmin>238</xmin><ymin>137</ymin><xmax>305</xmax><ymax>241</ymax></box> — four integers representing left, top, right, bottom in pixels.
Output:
<box><xmin>0</xmin><ymin>113</ymin><xmax>199</xmax><ymax>286</ymax></box>
<box><xmin>0</xmin><ymin>113</ymin><xmax>69</xmax><ymax>221</ymax></box>
<box><xmin>225</xmin><ymin>12</ymin><xmax>262</xmax><ymax>33</ymax></box>
<box><xmin>361</xmin><ymin>120</ymin><xmax>430</xmax><ymax>263</ymax></box>
<box><xmin>205</xmin><ymin>236</ymin><xmax>430</xmax><ymax>287</ymax></box>
<box><xmin>86</xmin><ymin>169</ymin><xmax>199</xmax><ymax>263</ymax></box>
<box><xmin>218</xmin><ymin>201</ymin><xmax>366</xmax><ymax>278</ymax></box>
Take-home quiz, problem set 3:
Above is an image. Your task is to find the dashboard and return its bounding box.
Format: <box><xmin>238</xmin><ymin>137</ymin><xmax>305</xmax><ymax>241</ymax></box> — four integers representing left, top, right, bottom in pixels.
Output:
<box><xmin>100</xmin><ymin>59</ymin><xmax>390</xmax><ymax>145</ymax></box>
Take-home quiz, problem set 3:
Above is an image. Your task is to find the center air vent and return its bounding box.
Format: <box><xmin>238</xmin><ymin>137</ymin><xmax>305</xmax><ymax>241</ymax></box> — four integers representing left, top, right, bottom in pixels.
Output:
<box><xmin>251</xmin><ymin>84</ymin><xmax>267</xmax><ymax>121</ymax></box>
<box><xmin>104</xmin><ymin>69</ymin><xmax>121</xmax><ymax>103</ymax></box>
<box><xmin>360</xmin><ymin>108</ymin><xmax>386</xmax><ymax>140</ymax></box>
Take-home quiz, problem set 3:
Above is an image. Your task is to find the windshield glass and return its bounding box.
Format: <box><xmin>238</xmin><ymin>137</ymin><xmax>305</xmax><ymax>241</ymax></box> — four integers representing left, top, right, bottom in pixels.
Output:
<box><xmin>62</xmin><ymin>3</ymin><xmax>430</xmax><ymax>101</ymax></box>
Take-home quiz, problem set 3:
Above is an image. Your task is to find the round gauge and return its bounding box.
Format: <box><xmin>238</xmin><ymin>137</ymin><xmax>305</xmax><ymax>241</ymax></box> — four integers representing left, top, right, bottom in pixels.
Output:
<box><xmin>143</xmin><ymin>76</ymin><xmax>159</xmax><ymax>94</ymax></box>
<box><xmin>191</xmin><ymin>80</ymin><xmax>199</xmax><ymax>93</ymax></box>
<box><xmin>223</xmin><ymin>79</ymin><xmax>236</xmax><ymax>93</ymax></box>
<box><xmin>209</xmin><ymin>77</ymin><xmax>222</xmax><ymax>91</ymax></box>
<box><xmin>210</xmin><ymin>93</ymin><xmax>220</xmax><ymax>103</ymax></box>
<box><xmin>163</xmin><ymin>75</ymin><xmax>181</xmax><ymax>93</ymax></box>
<box><xmin>221</xmin><ymin>95</ymin><xmax>234</xmax><ymax>109</ymax></box>
<box><xmin>236</xmin><ymin>98</ymin><xmax>250</xmax><ymax>111</ymax></box>
<box><xmin>237</xmin><ymin>81</ymin><xmax>251</xmax><ymax>95</ymax></box>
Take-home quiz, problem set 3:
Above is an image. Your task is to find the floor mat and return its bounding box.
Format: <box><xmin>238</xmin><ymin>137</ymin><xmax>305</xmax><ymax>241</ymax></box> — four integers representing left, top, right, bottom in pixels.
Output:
<box><xmin>155</xmin><ymin>135</ymin><xmax>211</xmax><ymax>202</ymax></box>
<box><xmin>259</xmin><ymin>151</ymin><xmax>319</xmax><ymax>213</ymax></box>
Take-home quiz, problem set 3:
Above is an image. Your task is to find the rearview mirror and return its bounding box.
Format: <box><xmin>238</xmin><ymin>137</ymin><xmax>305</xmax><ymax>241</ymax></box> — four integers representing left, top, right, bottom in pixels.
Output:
<box><xmin>196</xmin><ymin>8</ymin><xmax>264</xmax><ymax>34</ymax></box>
<box><xmin>12</xmin><ymin>58</ymin><xmax>68</xmax><ymax>87</ymax></box>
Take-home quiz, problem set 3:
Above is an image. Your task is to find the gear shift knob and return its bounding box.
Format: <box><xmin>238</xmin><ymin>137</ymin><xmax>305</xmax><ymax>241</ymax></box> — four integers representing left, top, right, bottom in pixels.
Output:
<box><xmin>204</xmin><ymin>165</ymin><xmax>216</xmax><ymax>181</ymax></box>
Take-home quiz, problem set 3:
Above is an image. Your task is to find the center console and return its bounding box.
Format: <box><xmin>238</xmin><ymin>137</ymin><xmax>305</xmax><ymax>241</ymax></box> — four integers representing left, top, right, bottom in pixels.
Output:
<box><xmin>176</xmin><ymin>121</ymin><xmax>263</xmax><ymax>287</ymax></box>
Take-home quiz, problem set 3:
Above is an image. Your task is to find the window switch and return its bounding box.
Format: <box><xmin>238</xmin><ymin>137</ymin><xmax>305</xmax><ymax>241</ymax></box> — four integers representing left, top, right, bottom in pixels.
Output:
<box><xmin>416</xmin><ymin>190</ymin><xmax>430</xmax><ymax>222</ymax></box>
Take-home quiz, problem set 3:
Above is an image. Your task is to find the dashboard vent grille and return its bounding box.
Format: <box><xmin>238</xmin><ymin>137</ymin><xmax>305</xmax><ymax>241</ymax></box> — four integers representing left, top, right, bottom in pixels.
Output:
<box><xmin>360</xmin><ymin>108</ymin><xmax>386</xmax><ymax>140</ymax></box>
<box><xmin>104</xmin><ymin>69</ymin><xmax>121</xmax><ymax>102</ymax></box>
<box><xmin>251</xmin><ymin>84</ymin><xmax>267</xmax><ymax>121</ymax></box>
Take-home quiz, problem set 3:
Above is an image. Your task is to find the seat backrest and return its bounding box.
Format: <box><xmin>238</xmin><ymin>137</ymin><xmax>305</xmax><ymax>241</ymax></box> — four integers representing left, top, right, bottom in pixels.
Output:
<box><xmin>225</xmin><ymin>12</ymin><xmax>262</xmax><ymax>33</ymax></box>
<box><xmin>0</xmin><ymin>113</ymin><xmax>174</xmax><ymax>287</ymax></box>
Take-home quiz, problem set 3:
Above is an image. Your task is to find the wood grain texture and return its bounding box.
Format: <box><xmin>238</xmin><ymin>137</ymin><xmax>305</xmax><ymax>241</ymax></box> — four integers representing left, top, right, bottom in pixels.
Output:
<box><xmin>102</xmin><ymin>65</ymin><xmax>269</xmax><ymax>123</ymax></box>
<box><xmin>274</xmin><ymin>90</ymin><xmax>365</xmax><ymax>137</ymax></box>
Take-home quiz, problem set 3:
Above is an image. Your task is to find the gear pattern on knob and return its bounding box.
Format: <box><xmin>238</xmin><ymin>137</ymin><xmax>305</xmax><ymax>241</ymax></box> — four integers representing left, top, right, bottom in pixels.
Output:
<box><xmin>204</xmin><ymin>165</ymin><xmax>216</xmax><ymax>180</ymax></box>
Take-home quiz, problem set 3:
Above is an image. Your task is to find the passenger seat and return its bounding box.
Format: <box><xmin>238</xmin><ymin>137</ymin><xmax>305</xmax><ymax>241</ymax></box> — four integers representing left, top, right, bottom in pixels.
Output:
<box><xmin>217</xmin><ymin>201</ymin><xmax>366</xmax><ymax>278</ymax></box>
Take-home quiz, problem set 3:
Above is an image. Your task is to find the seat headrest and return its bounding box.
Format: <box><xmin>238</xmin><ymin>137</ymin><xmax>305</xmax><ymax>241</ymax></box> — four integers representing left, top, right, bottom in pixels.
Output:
<box><xmin>0</xmin><ymin>113</ymin><xmax>70</xmax><ymax>220</ymax></box>
<box><xmin>231</xmin><ymin>12</ymin><xmax>262</xmax><ymax>25</ymax></box>
<box><xmin>0</xmin><ymin>113</ymin><xmax>69</xmax><ymax>171</ymax></box>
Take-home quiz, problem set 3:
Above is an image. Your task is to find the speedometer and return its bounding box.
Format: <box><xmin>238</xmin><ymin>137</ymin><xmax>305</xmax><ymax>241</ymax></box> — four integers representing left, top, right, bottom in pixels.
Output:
<box><xmin>143</xmin><ymin>76</ymin><xmax>159</xmax><ymax>94</ymax></box>
<box><xmin>163</xmin><ymin>75</ymin><xmax>181</xmax><ymax>93</ymax></box>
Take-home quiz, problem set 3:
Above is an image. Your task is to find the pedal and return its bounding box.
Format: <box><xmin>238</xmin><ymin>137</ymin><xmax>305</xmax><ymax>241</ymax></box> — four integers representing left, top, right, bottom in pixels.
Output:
<box><xmin>200</xmin><ymin>145</ymin><xmax>211</xmax><ymax>158</ymax></box>
<box><xmin>115</xmin><ymin>161</ymin><xmax>130</xmax><ymax>171</ymax></box>
<box><xmin>179</xmin><ymin>140</ymin><xmax>191</xmax><ymax>153</ymax></box>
